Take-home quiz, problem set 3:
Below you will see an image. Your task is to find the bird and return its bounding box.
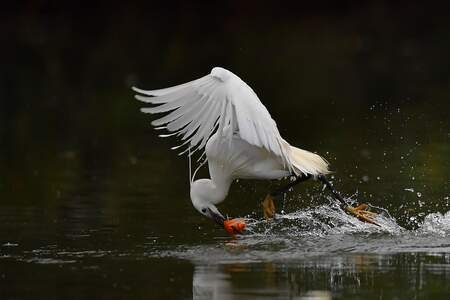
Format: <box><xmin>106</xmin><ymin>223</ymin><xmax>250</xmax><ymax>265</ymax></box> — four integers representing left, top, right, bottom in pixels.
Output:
<box><xmin>133</xmin><ymin>67</ymin><xmax>378</xmax><ymax>235</ymax></box>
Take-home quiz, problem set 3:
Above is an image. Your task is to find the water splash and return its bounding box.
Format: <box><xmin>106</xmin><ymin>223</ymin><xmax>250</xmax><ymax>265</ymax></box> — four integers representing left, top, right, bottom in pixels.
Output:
<box><xmin>417</xmin><ymin>211</ymin><xmax>450</xmax><ymax>235</ymax></box>
<box><xmin>243</xmin><ymin>203</ymin><xmax>403</xmax><ymax>237</ymax></box>
<box><xmin>148</xmin><ymin>204</ymin><xmax>450</xmax><ymax>263</ymax></box>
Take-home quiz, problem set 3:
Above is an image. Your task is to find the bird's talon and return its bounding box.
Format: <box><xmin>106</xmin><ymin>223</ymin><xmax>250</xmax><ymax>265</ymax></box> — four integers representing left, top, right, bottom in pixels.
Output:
<box><xmin>353</xmin><ymin>204</ymin><xmax>368</xmax><ymax>210</ymax></box>
<box><xmin>345</xmin><ymin>204</ymin><xmax>379</xmax><ymax>226</ymax></box>
<box><xmin>262</xmin><ymin>194</ymin><xmax>276</xmax><ymax>219</ymax></box>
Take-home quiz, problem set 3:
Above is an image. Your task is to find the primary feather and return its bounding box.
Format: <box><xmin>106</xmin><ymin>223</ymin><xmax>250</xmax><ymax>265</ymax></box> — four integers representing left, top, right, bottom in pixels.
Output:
<box><xmin>133</xmin><ymin>67</ymin><xmax>291</xmax><ymax>166</ymax></box>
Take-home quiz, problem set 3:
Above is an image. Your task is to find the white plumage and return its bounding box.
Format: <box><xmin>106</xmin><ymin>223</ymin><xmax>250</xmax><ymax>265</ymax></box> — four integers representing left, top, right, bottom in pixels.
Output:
<box><xmin>133</xmin><ymin>67</ymin><xmax>329</xmax><ymax>221</ymax></box>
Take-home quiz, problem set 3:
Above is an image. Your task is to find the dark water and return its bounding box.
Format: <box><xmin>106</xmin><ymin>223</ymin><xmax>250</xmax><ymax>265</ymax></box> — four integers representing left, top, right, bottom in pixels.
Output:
<box><xmin>1</xmin><ymin>2</ymin><xmax>450</xmax><ymax>299</ymax></box>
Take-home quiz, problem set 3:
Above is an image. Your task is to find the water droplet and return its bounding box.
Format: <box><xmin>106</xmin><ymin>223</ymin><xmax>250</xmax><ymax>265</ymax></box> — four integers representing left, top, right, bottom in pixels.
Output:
<box><xmin>417</xmin><ymin>192</ymin><xmax>422</xmax><ymax>198</ymax></box>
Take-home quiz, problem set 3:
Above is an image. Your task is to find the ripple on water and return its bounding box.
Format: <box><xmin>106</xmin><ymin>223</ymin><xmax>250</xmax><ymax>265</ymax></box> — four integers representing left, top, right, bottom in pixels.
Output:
<box><xmin>148</xmin><ymin>205</ymin><xmax>450</xmax><ymax>263</ymax></box>
<box><xmin>2</xmin><ymin>205</ymin><xmax>450</xmax><ymax>265</ymax></box>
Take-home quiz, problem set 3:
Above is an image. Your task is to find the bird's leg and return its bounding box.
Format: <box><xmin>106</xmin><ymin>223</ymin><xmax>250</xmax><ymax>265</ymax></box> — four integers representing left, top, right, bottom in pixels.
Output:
<box><xmin>317</xmin><ymin>175</ymin><xmax>379</xmax><ymax>226</ymax></box>
<box><xmin>263</xmin><ymin>174</ymin><xmax>312</xmax><ymax>219</ymax></box>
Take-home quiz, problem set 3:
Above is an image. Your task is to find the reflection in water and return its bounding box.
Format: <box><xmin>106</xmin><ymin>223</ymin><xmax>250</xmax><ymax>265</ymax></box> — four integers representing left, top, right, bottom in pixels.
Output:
<box><xmin>193</xmin><ymin>265</ymin><xmax>232</xmax><ymax>300</ymax></box>
<box><xmin>192</xmin><ymin>262</ymin><xmax>333</xmax><ymax>299</ymax></box>
<box><xmin>192</xmin><ymin>253</ymin><xmax>450</xmax><ymax>299</ymax></box>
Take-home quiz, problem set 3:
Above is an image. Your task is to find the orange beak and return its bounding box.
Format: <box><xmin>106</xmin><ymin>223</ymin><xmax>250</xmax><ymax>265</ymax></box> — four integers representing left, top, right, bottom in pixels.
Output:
<box><xmin>223</xmin><ymin>218</ymin><xmax>246</xmax><ymax>236</ymax></box>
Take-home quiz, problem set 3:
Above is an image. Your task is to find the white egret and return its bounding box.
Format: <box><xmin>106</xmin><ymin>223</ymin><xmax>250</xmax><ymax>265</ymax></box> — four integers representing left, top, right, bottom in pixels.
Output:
<box><xmin>133</xmin><ymin>67</ymin><xmax>377</xmax><ymax>235</ymax></box>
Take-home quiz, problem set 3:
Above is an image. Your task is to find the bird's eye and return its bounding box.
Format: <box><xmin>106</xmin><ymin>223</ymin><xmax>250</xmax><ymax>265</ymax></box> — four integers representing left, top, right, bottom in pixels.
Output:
<box><xmin>201</xmin><ymin>208</ymin><xmax>207</xmax><ymax>213</ymax></box>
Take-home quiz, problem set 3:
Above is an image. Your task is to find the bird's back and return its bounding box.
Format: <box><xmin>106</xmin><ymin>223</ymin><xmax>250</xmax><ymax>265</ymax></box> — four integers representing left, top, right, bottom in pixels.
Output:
<box><xmin>206</xmin><ymin>130</ymin><xmax>291</xmax><ymax>182</ymax></box>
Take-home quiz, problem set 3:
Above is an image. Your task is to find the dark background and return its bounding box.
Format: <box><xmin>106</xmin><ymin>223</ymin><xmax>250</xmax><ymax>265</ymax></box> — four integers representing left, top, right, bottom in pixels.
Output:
<box><xmin>1</xmin><ymin>0</ymin><xmax>449</xmax><ymax>230</ymax></box>
<box><xmin>1</xmin><ymin>0</ymin><xmax>449</xmax><ymax>213</ymax></box>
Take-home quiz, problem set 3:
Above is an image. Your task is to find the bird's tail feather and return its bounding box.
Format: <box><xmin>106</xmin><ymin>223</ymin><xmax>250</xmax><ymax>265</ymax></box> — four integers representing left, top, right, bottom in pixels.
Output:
<box><xmin>289</xmin><ymin>145</ymin><xmax>329</xmax><ymax>176</ymax></box>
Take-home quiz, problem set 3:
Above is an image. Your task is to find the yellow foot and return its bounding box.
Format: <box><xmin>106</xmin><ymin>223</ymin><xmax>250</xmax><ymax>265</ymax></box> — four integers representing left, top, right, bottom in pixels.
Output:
<box><xmin>262</xmin><ymin>194</ymin><xmax>276</xmax><ymax>219</ymax></box>
<box><xmin>345</xmin><ymin>204</ymin><xmax>379</xmax><ymax>226</ymax></box>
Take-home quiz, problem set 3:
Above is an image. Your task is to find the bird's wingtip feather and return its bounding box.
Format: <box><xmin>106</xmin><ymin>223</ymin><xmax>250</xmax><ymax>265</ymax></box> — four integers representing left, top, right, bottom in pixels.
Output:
<box><xmin>132</xmin><ymin>86</ymin><xmax>149</xmax><ymax>94</ymax></box>
<box><xmin>132</xmin><ymin>86</ymin><xmax>156</xmax><ymax>96</ymax></box>
<box><xmin>140</xmin><ymin>107</ymin><xmax>152</xmax><ymax>114</ymax></box>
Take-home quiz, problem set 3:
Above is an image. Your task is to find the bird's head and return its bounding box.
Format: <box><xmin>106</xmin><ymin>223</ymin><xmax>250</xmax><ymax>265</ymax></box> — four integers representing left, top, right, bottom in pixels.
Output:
<box><xmin>190</xmin><ymin>179</ymin><xmax>225</xmax><ymax>226</ymax></box>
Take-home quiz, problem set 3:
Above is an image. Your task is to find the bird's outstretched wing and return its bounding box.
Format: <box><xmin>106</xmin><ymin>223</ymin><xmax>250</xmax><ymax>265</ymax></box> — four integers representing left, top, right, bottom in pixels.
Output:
<box><xmin>133</xmin><ymin>67</ymin><xmax>290</xmax><ymax>165</ymax></box>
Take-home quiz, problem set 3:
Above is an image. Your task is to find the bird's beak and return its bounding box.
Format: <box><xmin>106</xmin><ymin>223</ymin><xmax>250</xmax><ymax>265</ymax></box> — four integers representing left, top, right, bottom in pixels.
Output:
<box><xmin>208</xmin><ymin>208</ymin><xmax>225</xmax><ymax>226</ymax></box>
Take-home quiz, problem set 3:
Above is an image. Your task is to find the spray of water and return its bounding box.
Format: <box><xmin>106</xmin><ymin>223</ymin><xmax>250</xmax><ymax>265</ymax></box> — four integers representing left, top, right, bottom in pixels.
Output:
<box><xmin>158</xmin><ymin>201</ymin><xmax>450</xmax><ymax>263</ymax></box>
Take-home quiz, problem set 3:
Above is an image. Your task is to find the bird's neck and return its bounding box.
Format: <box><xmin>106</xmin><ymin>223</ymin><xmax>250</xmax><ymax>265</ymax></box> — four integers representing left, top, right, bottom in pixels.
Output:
<box><xmin>203</xmin><ymin>177</ymin><xmax>232</xmax><ymax>204</ymax></box>
<box><xmin>194</xmin><ymin>177</ymin><xmax>231</xmax><ymax>204</ymax></box>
